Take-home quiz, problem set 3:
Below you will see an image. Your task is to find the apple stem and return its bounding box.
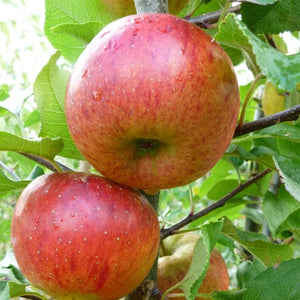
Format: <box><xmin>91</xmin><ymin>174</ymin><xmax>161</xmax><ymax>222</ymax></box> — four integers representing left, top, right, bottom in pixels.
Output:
<box><xmin>125</xmin><ymin>190</ymin><xmax>162</xmax><ymax>299</ymax></box>
<box><xmin>133</xmin><ymin>0</ymin><xmax>168</xmax><ymax>14</ymax></box>
<box><xmin>237</xmin><ymin>72</ymin><xmax>263</xmax><ymax>129</ymax></box>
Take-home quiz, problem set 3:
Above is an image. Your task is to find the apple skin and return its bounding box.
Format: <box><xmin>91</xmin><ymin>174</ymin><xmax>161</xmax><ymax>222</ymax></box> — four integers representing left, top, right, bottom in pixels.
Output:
<box><xmin>11</xmin><ymin>172</ymin><xmax>160</xmax><ymax>300</ymax></box>
<box><xmin>157</xmin><ymin>233</ymin><xmax>229</xmax><ymax>300</ymax></box>
<box><xmin>100</xmin><ymin>0</ymin><xmax>190</xmax><ymax>18</ymax></box>
<box><xmin>262</xmin><ymin>81</ymin><xmax>285</xmax><ymax>116</ymax></box>
<box><xmin>65</xmin><ymin>13</ymin><xmax>240</xmax><ymax>192</ymax></box>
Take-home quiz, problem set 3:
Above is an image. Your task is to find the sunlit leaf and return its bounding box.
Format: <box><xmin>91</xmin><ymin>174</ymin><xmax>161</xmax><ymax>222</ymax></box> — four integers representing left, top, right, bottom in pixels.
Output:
<box><xmin>44</xmin><ymin>0</ymin><xmax>112</xmax><ymax>62</ymax></box>
<box><xmin>222</xmin><ymin>217</ymin><xmax>293</xmax><ymax>266</ymax></box>
<box><xmin>215</xmin><ymin>14</ymin><xmax>300</xmax><ymax>91</ymax></box>
<box><xmin>0</xmin><ymin>170</ymin><xmax>29</xmax><ymax>197</ymax></box>
<box><xmin>0</xmin><ymin>131</ymin><xmax>63</xmax><ymax>160</ymax></box>
<box><xmin>33</xmin><ymin>52</ymin><xmax>83</xmax><ymax>160</ymax></box>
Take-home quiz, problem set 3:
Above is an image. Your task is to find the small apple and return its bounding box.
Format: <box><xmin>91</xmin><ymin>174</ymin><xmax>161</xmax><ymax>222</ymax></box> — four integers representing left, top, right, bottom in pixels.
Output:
<box><xmin>65</xmin><ymin>13</ymin><xmax>240</xmax><ymax>192</ymax></box>
<box><xmin>157</xmin><ymin>232</ymin><xmax>229</xmax><ymax>300</ymax></box>
<box><xmin>11</xmin><ymin>172</ymin><xmax>160</xmax><ymax>300</ymax></box>
<box><xmin>100</xmin><ymin>0</ymin><xmax>190</xmax><ymax>18</ymax></box>
<box><xmin>262</xmin><ymin>81</ymin><xmax>285</xmax><ymax>116</ymax></box>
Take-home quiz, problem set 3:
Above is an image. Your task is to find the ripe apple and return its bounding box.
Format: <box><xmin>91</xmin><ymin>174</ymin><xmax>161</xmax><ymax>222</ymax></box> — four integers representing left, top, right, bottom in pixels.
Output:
<box><xmin>157</xmin><ymin>232</ymin><xmax>229</xmax><ymax>300</ymax></box>
<box><xmin>262</xmin><ymin>81</ymin><xmax>285</xmax><ymax>116</ymax></box>
<box><xmin>65</xmin><ymin>13</ymin><xmax>240</xmax><ymax>192</ymax></box>
<box><xmin>100</xmin><ymin>0</ymin><xmax>190</xmax><ymax>18</ymax></box>
<box><xmin>11</xmin><ymin>172</ymin><xmax>160</xmax><ymax>300</ymax></box>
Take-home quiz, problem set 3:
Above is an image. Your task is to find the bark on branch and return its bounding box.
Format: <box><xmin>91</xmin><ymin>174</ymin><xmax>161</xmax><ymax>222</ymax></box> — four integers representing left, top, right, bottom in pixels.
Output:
<box><xmin>161</xmin><ymin>168</ymin><xmax>272</xmax><ymax>239</ymax></box>
<box><xmin>234</xmin><ymin>104</ymin><xmax>300</xmax><ymax>137</ymax></box>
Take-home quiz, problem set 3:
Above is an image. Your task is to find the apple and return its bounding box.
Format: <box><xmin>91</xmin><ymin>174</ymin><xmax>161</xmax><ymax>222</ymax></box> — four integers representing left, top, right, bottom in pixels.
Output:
<box><xmin>262</xmin><ymin>81</ymin><xmax>285</xmax><ymax>116</ymax></box>
<box><xmin>100</xmin><ymin>0</ymin><xmax>190</xmax><ymax>18</ymax></box>
<box><xmin>157</xmin><ymin>232</ymin><xmax>229</xmax><ymax>300</ymax></box>
<box><xmin>11</xmin><ymin>172</ymin><xmax>160</xmax><ymax>300</ymax></box>
<box><xmin>65</xmin><ymin>13</ymin><xmax>240</xmax><ymax>192</ymax></box>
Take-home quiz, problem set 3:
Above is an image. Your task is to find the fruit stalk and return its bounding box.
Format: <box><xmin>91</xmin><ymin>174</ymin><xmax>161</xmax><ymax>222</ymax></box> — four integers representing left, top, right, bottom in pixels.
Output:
<box><xmin>133</xmin><ymin>0</ymin><xmax>168</xmax><ymax>14</ymax></box>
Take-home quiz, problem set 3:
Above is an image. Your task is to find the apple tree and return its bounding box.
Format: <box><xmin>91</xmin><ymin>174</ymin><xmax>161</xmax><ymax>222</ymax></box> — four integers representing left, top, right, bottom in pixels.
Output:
<box><xmin>1</xmin><ymin>0</ymin><xmax>300</xmax><ymax>299</ymax></box>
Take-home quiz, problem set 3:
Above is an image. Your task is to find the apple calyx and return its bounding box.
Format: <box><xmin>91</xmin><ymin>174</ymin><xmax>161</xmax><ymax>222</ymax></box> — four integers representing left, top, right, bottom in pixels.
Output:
<box><xmin>65</xmin><ymin>13</ymin><xmax>240</xmax><ymax>191</ymax></box>
<box><xmin>133</xmin><ymin>138</ymin><xmax>166</xmax><ymax>157</ymax></box>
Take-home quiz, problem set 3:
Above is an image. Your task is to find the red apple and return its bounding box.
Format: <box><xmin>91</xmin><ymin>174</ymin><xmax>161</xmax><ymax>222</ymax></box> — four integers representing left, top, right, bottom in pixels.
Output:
<box><xmin>11</xmin><ymin>172</ymin><xmax>160</xmax><ymax>299</ymax></box>
<box><xmin>157</xmin><ymin>233</ymin><xmax>229</xmax><ymax>299</ymax></box>
<box><xmin>65</xmin><ymin>13</ymin><xmax>240</xmax><ymax>192</ymax></box>
<box><xmin>100</xmin><ymin>0</ymin><xmax>190</xmax><ymax>18</ymax></box>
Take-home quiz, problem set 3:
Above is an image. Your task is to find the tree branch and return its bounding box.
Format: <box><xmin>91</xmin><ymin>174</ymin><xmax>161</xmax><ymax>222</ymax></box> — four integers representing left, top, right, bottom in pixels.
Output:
<box><xmin>186</xmin><ymin>5</ymin><xmax>241</xmax><ymax>28</ymax></box>
<box><xmin>234</xmin><ymin>104</ymin><xmax>300</xmax><ymax>137</ymax></box>
<box><xmin>20</xmin><ymin>153</ymin><xmax>72</xmax><ymax>172</ymax></box>
<box><xmin>161</xmin><ymin>168</ymin><xmax>272</xmax><ymax>239</ymax></box>
<box><xmin>0</xmin><ymin>160</ymin><xmax>20</xmax><ymax>180</ymax></box>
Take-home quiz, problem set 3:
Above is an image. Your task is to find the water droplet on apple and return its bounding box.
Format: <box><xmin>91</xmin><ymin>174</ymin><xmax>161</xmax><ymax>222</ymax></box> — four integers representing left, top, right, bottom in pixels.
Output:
<box><xmin>82</xmin><ymin>70</ymin><xmax>88</xmax><ymax>79</ymax></box>
<box><xmin>133</xmin><ymin>17</ymin><xmax>142</xmax><ymax>24</ymax></box>
<box><xmin>132</xmin><ymin>28</ymin><xmax>139</xmax><ymax>36</ymax></box>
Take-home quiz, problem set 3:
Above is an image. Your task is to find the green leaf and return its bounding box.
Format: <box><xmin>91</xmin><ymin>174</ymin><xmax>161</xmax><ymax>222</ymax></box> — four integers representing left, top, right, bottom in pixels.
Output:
<box><xmin>241</xmin><ymin>0</ymin><xmax>300</xmax><ymax>34</ymax></box>
<box><xmin>0</xmin><ymin>131</ymin><xmax>63</xmax><ymax>160</ymax></box>
<box><xmin>0</xmin><ymin>265</ymin><xmax>27</xmax><ymax>285</ymax></box>
<box><xmin>185</xmin><ymin>238</ymin><xmax>210</xmax><ymax>300</ymax></box>
<box><xmin>161</xmin><ymin>237</ymin><xmax>210</xmax><ymax>300</ymax></box>
<box><xmin>0</xmin><ymin>251</ymin><xmax>27</xmax><ymax>285</ymax></box>
<box><xmin>215</xmin><ymin>14</ymin><xmax>260</xmax><ymax>75</ymax></box>
<box><xmin>0</xmin><ymin>170</ymin><xmax>29</xmax><ymax>197</ymax></box>
<box><xmin>259</xmin><ymin>123</ymin><xmax>300</xmax><ymax>143</ymax></box>
<box><xmin>240</xmin><ymin>206</ymin><xmax>265</xmax><ymax>225</ymax></box>
<box><xmin>51</xmin><ymin>21</ymin><xmax>104</xmax><ymax>45</ymax></box>
<box><xmin>0</xmin><ymin>281</ymin><xmax>42</xmax><ymax>300</ymax></box>
<box><xmin>33</xmin><ymin>52</ymin><xmax>83</xmax><ymax>160</ymax></box>
<box><xmin>215</xmin><ymin>14</ymin><xmax>300</xmax><ymax>91</ymax></box>
<box><xmin>243</xmin><ymin>258</ymin><xmax>300</xmax><ymax>299</ymax></box>
<box><xmin>274</xmin><ymin>155</ymin><xmax>300</xmax><ymax>202</ymax></box>
<box><xmin>44</xmin><ymin>0</ymin><xmax>111</xmax><ymax>62</ymax></box>
<box><xmin>263</xmin><ymin>186</ymin><xmax>300</xmax><ymax>236</ymax></box>
<box><xmin>0</xmin><ymin>84</ymin><xmax>9</xmax><ymax>101</ymax></box>
<box><xmin>198</xmin><ymin>159</ymin><xmax>233</xmax><ymax>198</ymax></box>
<box><xmin>23</xmin><ymin>110</ymin><xmax>40</xmax><ymax>128</ymax></box>
<box><xmin>236</xmin><ymin>259</ymin><xmax>267</xmax><ymax>289</ymax></box>
<box><xmin>163</xmin><ymin>222</ymin><xmax>223</xmax><ymax>300</ymax></box>
<box><xmin>210</xmin><ymin>289</ymin><xmax>245</xmax><ymax>300</ymax></box>
<box><xmin>207</xmin><ymin>179</ymin><xmax>263</xmax><ymax>200</ymax></box>
<box><xmin>0</xmin><ymin>220</ymin><xmax>11</xmax><ymax>243</ymax></box>
<box><xmin>222</xmin><ymin>217</ymin><xmax>293</xmax><ymax>266</ymax></box>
